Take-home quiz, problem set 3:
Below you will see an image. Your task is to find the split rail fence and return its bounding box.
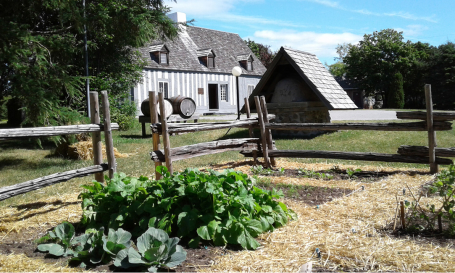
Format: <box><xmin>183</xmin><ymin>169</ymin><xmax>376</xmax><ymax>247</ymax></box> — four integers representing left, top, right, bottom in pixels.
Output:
<box><xmin>0</xmin><ymin>91</ymin><xmax>118</xmax><ymax>201</ymax></box>
<box><xmin>149</xmin><ymin>85</ymin><xmax>455</xmax><ymax>176</ymax></box>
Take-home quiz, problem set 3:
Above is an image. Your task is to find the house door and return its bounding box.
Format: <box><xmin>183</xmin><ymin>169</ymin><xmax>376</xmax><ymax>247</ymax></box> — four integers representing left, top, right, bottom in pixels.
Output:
<box><xmin>208</xmin><ymin>84</ymin><xmax>219</xmax><ymax>110</ymax></box>
<box><xmin>353</xmin><ymin>91</ymin><xmax>362</xmax><ymax>108</ymax></box>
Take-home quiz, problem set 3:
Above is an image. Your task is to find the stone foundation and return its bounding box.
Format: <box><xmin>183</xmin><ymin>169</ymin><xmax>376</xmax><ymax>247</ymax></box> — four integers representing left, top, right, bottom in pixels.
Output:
<box><xmin>268</xmin><ymin>102</ymin><xmax>330</xmax><ymax>138</ymax></box>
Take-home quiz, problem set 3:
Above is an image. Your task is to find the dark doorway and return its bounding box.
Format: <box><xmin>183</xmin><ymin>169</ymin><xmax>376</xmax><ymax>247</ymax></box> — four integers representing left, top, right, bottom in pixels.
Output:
<box><xmin>208</xmin><ymin>84</ymin><xmax>219</xmax><ymax>110</ymax></box>
<box><xmin>353</xmin><ymin>91</ymin><xmax>362</xmax><ymax>108</ymax></box>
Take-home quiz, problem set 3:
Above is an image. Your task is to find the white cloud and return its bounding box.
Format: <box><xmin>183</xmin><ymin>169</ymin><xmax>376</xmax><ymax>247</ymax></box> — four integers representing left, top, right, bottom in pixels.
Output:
<box><xmin>300</xmin><ymin>0</ymin><xmax>437</xmax><ymax>23</ymax></box>
<box><xmin>252</xmin><ymin>30</ymin><xmax>362</xmax><ymax>58</ymax></box>
<box><xmin>166</xmin><ymin>0</ymin><xmax>304</xmax><ymax>28</ymax></box>
<box><xmin>395</xmin><ymin>25</ymin><xmax>428</xmax><ymax>38</ymax></box>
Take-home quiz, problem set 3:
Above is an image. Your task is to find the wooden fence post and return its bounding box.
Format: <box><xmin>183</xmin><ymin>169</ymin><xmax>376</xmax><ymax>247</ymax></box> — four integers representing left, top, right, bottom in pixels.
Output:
<box><xmin>425</xmin><ymin>84</ymin><xmax>438</xmax><ymax>174</ymax></box>
<box><xmin>101</xmin><ymin>91</ymin><xmax>116</xmax><ymax>179</ymax></box>
<box><xmin>254</xmin><ymin>96</ymin><xmax>270</xmax><ymax>168</ymax></box>
<box><xmin>90</xmin><ymin>92</ymin><xmax>104</xmax><ymax>183</ymax></box>
<box><xmin>244</xmin><ymin>98</ymin><xmax>257</xmax><ymax>165</ymax></box>
<box><xmin>260</xmin><ymin>96</ymin><xmax>276</xmax><ymax>167</ymax></box>
<box><xmin>149</xmin><ymin>91</ymin><xmax>162</xmax><ymax>180</ymax></box>
<box><xmin>159</xmin><ymin>92</ymin><xmax>173</xmax><ymax>174</ymax></box>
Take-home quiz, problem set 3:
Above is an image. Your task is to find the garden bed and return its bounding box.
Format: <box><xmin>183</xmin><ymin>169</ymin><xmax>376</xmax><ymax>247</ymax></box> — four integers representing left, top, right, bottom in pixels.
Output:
<box><xmin>1</xmin><ymin>160</ymin><xmax>455</xmax><ymax>272</ymax></box>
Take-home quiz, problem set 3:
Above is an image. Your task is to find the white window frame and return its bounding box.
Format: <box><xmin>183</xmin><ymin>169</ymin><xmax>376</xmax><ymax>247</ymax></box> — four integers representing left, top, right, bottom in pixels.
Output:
<box><xmin>220</xmin><ymin>84</ymin><xmax>228</xmax><ymax>102</ymax></box>
<box><xmin>158</xmin><ymin>81</ymin><xmax>169</xmax><ymax>98</ymax></box>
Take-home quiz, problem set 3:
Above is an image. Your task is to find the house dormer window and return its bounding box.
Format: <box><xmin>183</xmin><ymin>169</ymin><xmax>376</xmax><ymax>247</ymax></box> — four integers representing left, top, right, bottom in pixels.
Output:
<box><xmin>197</xmin><ymin>49</ymin><xmax>216</xmax><ymax>68</ymax></box>
<box><xmin>149</xmin><ymin>44</ymin><xmax>169</xmax><ymax>65</ymax></box>
<box><xmin>237</xmin><ymin>54</ymin><xmax>254</xmax><ymax>71</ymax></box>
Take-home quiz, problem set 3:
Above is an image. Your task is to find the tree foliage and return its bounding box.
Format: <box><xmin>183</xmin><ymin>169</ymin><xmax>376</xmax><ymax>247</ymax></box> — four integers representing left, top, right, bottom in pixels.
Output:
<box><xmin>245</xmin><ymin>39</ymin><xmax>276</xmax><ymax>68</ymax></box>
<box><xmin>0</xmin><ymin>0</ymin><xmax>178</xmax><ymax>127</ymax></box>
<box><xmin>387</xmin><ymin>72</ymin><xmax>404</xmax><ymax>109</ymax></box>
<box><xmin>343</xmin><ymin>29</ymin><xmax>418</xmax><ymax>107</ymax></box>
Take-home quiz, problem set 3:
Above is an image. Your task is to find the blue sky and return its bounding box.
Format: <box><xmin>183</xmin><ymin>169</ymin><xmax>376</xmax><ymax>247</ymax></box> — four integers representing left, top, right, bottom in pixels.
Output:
<box><xmin>167</xmin><ymin>0</ymin><xmax>455</xmax><ymax>65</ymax></box>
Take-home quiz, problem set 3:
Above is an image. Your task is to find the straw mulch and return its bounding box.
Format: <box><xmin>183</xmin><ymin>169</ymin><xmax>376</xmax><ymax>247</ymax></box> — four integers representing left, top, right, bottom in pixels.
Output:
<box><xmin>67</xmin><ymin>140</ymin><xmax>129</xmax><ymax>160</ymax></box>
<box><xmin>1</xmin><ymin>159</ymin><xmax>454</xmax><ymax>272</ymax></box>
<box><xmin>0</xmin><ymin>253</ymin><xmax>82</xmax><ymax>272</ymax></box>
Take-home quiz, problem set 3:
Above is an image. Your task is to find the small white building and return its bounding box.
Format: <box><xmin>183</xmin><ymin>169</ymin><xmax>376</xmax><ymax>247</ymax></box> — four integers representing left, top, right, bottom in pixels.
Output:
<box><xmin>131</xmin><ymin>12</ymin><xmax>266</xmax><ymax>115</ymax></box>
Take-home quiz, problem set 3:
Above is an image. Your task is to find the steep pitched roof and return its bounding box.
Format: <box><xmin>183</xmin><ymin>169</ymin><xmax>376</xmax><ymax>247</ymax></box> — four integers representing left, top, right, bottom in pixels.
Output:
<box><xmin>247</xmin><ymin>47</ymin><xmax>357</xmax><ymax>110</ymax></box>
<box><xmin>138</xmin><ymin>26</ymin><xmax>266</xmax><ymax>76</ymax></box>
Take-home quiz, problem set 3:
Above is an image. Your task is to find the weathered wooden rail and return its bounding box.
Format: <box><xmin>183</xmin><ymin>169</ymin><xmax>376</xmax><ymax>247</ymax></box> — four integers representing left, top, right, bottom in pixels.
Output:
<box><xmin>148</xmin><ymin>84</ymin><xmax>454</xmax><ymax>175</ymax></box>
<box><xmin>0</xmin><ymin>91</ymin><xmax>118</xmax><ymax>201</ymax></box>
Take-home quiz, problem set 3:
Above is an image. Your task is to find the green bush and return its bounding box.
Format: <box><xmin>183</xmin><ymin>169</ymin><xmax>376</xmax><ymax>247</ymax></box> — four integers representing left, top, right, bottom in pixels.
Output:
<box><xmin>109</xmin><ymin>93</ymin><xmax>137</xmax><ymax>131</ymax></box>
<box><xmin>79</xmin><ymin>167</ymin><xmax>297</xmax><ymax>250</ymax></box>
<box><xmin>387</xmin><ymin>72</ymin><xmax>405</xmax><ymax>109</ymax></box>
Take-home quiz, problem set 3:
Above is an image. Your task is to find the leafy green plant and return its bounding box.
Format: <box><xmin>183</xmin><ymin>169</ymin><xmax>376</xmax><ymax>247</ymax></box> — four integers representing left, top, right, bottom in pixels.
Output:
<box><xmin>37</xmin><ymin>223</ymin><xmax>186</xmax><ymax>270</ymax></box>
<box><xmin>405</xmin><ymin>165</ymin><xmax>455</xmax><ymax>234</ymax></box>
<box><xmin>297</xmin><ymin>168</ymin><xmax>333</xmax><ymax>180</ymax></box>
<box><xmin>346</xmin><ymin>168</ymin><xmax>362</xmax><ymax>179</ymax></box>
<box><xmin>250</xmin><ymin>165</ymin><xmax>274</xmax><ymax>175</ymax></box>
<box><xmin>79</xmin><ymin>167</ymin><xmax>297</xmax><ymax>250</ymax></box>
<box><xmin>114</xmin><ymin>227</ymin><xmax>186</xmax><ymax>272</ymax></box>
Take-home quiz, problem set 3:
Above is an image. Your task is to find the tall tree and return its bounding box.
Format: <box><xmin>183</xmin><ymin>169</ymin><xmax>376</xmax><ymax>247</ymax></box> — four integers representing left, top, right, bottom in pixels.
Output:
<box><xmin>0</xmin><ymin>0</ymin><xmax>178</xmax><ymax>127</ymax></box>
<box><xmin>427</xmin><ymin>42</ymin><xmax>455</xmax><ymax>109</ymax></box>
<box><xmin>388</xmin><ymin>72</ymin><xmax>405</xmax><ymax>109</ymax></box>
<box><xmin>343</xmin><ymin>29</ymin><xmax>418</xmax><ymax>107</ymax></box>
<box><xmin>245</xmin><ymin>39</ymin><xmax>276</xmax><ymax>68</ymax></box>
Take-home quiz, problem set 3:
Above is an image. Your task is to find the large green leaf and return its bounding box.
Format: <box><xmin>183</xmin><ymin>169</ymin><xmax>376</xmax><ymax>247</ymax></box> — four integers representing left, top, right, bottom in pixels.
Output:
<box><xmin>128</xmin><ymin>247</ymin><xmax>147</xmax><ymax>265</ymax></box>
<box><xmin>164</xmin><ymin>251</ymin><xmax>187</xmax><ymax>268</ymax></box>
<box><xmin>114</xmin><ymin>248</ymin><xmax>137</xmax><ymax>268</ymax></box>
<box><xmin>54</xmin><ymin>222</ymin><xmax>75</xmax><ymax>246</ymax></box>
<box><xmin>143</xmin><ymin>245</ymin><xmax>167</xmax><ymax>263</ymax></box>
<box><xmin>37</xmin><ymin>244</ymin><xmax>65</xmax><ymax>256</ymax></box>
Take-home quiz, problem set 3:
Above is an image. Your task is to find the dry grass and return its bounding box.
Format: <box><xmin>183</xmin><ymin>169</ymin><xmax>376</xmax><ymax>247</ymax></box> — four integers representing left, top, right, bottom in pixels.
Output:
<box><xmin>1</xmin><ymin>159</ymin><xmax>454</xmax><ymax>272</ymax></box>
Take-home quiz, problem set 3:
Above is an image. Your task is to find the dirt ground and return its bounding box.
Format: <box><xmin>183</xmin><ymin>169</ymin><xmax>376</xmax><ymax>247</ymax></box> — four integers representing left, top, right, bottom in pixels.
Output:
<box><xmin>1</xmin><ymin>160</ymin><xmax>455</xmax><ymax>272</ymax></box>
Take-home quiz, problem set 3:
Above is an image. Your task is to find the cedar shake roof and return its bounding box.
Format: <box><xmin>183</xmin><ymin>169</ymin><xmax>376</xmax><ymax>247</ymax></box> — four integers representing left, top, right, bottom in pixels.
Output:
<box><xmin>138</xmin><ymin>26</ymin><xmax>266</xmax><ymax>76</ymax></box>
<box><xmin>247</xmin><ymin>47</ymin><xmax>357</xmax><ymax>110</ymax></box>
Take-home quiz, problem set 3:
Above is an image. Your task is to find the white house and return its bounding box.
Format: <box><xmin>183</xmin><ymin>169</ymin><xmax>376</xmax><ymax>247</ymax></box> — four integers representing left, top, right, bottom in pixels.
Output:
<box><xmin>131</xmin><ymin>12</ymin><xmax>266</xmax><ymax>115</ymax></box>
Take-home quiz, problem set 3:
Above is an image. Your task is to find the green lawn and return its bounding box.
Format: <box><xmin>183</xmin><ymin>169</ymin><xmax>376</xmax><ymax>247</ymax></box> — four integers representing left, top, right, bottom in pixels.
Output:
<box><xmin>0</xmin><ymin>118</ymin><xmax>453</xmax><ymax>207</ymax></box>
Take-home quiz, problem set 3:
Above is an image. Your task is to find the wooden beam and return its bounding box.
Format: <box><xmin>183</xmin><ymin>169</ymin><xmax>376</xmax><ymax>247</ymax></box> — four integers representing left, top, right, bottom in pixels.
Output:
<box><xmin>151</xmin><ymin>138</ymin><xmax>260</xmax><ymax>162</ymax></box>
<box><xmin>397</xmin><ymin>145</ymin><xmax>455</xmax><ymax>157</ymax></box>
<box><xmin>101</xmin><ymin>91</ymin><xmax>116</xmax><ymax>178</ymax></box>
<box><xmin>240</xmin><ymin>150</ymin><xmax>453</xmax><ymax>165</ymax></box>
<box><xmin>264</xmin><ymin>121</ymin><xmax>451</xmax><ymax>131</ymax></box>
<box><xmin>159</xmin><ymin>92</ymin><xmax>173</xmax><ymax>174</ymax></box>
<box><xmin>260</xmin><ymin>96</ymin><xmax>276</xmax><ymax>167</ymax></box>
<box><xmin>397</xmin><ymin>111</ymin><xmax>455</xmax><ymax>121</ymax></box>
<box><xmin>0</xmin><ymin>164</ymin><xmax>108</xmax><ymax>201</ymax></box>
<box><xmin>425</xmin><ymin>84</ymin><xmax>438</xmax><ymax>173</ymax></box>
<box><xmin>0</xmin><ymin>123</ymin><xmax>119</xmax><ymax>140</ymax></box>
<box><xmin>89</xmin><ymin>92</ymin><xmax>104</xmax><ymax>183</ymax></box>
<box><xmin>150</xmin><ymin>91</ymin><xmax>162</xmax><ymax>180</ymax></box>
<box><xmin>255</xmin><ymin>96</ymin><xmax>271</xmax><ymax>168</ymax></box>
<box><xmin>244</xmin><ymin>97</ymin><xmax>258</xmax><ymax>164</ymax></box>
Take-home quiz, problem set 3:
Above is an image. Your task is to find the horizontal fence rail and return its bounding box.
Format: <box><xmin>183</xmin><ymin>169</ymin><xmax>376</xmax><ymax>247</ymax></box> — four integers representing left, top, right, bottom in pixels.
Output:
<box><xmin>398</xmin><ymin>145</ymin><xmax>455</xmax><ymax>157</ymax></box>
<box><xmin>264</xmin><ymin>121</ymin><xmax>452</xmax><ymax>131</ymax></box>
<box><xmin>151</xmin><ymin>138</ymin><xmax>260</xmax><ymax>162</ymax></box>
<box><xmin>0</xmin><ymin>123</ymin><xmax>119</xmax><ymax>140</ymax></box>
<box><xmin>396</xmin><ymin>111</ymin><xmax>455</xmax><ymax>121</ymax></box>
<box><xmin>0</xmin><ymin>164</ymin><xmax>108</xmax><ymax>201</ymax></box>
<box><xmin>241</xmin><ymin>150</ymin><xmax>453</xmax><ymax>165</ymax></box>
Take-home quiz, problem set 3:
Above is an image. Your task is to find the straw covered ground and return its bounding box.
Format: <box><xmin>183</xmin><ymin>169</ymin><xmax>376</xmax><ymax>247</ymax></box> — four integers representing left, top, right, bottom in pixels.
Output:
<box><xmin>1</xmin><ymin>159</ymin><xmax>454</xmax><ymax>272</ymax></box>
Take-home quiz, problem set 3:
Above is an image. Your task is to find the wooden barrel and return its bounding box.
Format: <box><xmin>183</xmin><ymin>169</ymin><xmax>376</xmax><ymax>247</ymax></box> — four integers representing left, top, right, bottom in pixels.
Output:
<box><xmin>141</xmin><ymin>98</ymin><xmax>173</xmax><ymax>119</ymax></box>
<box><xmin>168</xmin><ymin>95</ymin><xmax>196</xmax><ymax>118</ymax></box>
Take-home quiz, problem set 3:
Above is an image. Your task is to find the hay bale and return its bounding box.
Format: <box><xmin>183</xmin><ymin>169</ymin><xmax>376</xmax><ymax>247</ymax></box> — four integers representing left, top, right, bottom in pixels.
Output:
<box><xmin>66</xmin><ymin>139</ymin><xmax>128</xmax><ymax>160</ymax></box>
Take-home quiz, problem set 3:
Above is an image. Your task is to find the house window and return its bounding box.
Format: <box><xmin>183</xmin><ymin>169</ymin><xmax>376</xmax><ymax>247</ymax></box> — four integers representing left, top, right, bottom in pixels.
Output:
<box><xmin>220</xmin><ymin>84</ymin><xmax>228</xmax><ymax>101</ymax></box>
<box><xmin>208</xmin><ymin>57</ymin><xmax>215</xmax><ymax>68</ymax></box>
<box><xmin>247</xmin><ymin>60</ymin><xmax>253</xmax><ymax>71</ymax></box>
<box><xmin>160</xmin><ymin>52</ymin><xmax>168</xmax><ymax>64</ymax></box>
<box><xmin>159</xmin><ymin>82</ymin><xmax>169</xmax><ymax>98</ymax></box>
<box><xmin>248</xmin><ymin>85</ymin><xmax>255</xmax><ymax>96</ymax></box>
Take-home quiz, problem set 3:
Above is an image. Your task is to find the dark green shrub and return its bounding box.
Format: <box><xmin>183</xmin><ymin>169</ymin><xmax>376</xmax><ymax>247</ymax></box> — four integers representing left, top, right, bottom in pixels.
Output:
<box><xmin>79</xmin><ymin>167</ymin><xmax>297</xmax><ymax>250</ymax></box>
<box><xmin>109</xmin><ymin>93</ymin><xmax>138</xmax><ymax>131</ymax></box>
<box><xmin>387</xmin><ymin>72</ymin><xmax>405</xmax><ymax>109</ymax></box>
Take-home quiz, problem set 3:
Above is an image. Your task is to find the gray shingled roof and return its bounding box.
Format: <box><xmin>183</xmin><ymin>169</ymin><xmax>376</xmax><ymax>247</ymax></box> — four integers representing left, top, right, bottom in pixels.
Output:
<box><xmin>196</xmin><ymin>48</ymin><xmax>214</xmax><ymax>57</ymax></box>
<box><xmin>236</xmin><ymin>53</ymin><xmax>251</xmax><ymax>61</ymax></box>
<box><xmin>247</xmin><ymin>47</ymin><xmax>357</xmax><ymax>110</ymax></box>
<box><xmin>138</xmin><ymin>26</ymin><xmax>266</xmax><ymax>76</ymax></box>
<box><xmin>149</xmin><ymin>44</ymin><xmax>166</xmax><ymax>52</ymax></box>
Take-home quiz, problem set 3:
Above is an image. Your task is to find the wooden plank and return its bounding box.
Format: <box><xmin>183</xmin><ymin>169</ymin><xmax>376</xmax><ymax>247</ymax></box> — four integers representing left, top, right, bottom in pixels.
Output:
<box><xmin>244</xmin><ymin>97</ymin><xmax>258</xmax><ymax>164</ymax></box>
<box><xmin>264</xmin><ymin>121</ymin><xmax>451</xmax><ymax>131</ymax></box>
<box><xmin>397</xmin><ymin>111</ymin><xmax>455</xmax><ymax>121</ymax></box>
<box><xmin>260</xmin><ymin>96</ymin><xmax>276</xmax><ymax>167</ymax></box>
<box><xmin>159</xmin><ymin>92</ymin><xmax>173</xmax><ymax>174</ymax></box>
<box><xmin>89</xmin><ymin>92</ymin><xmax>104</xmax><ymax>183</ymax></box>
<box><xmin>425</xmin><ymin>84</ymin><xmax>438</xmax><ymax>173</ymax></box>
<box><xmin>397</xmin><ymin>145</ymin><xmax>455</xmax><ymax>157</ymax></box>
<box><xmin>150</xmin><ymin>91</ymin><xmax>162</xmax><ymax>180</ymax></box>
<box><xmin>240</xmin><ymin>150</ymin><xmax>453</xmax><ymax>165</ymax></box>
<box><xmin>101</xmin><ymin>91</ymin><xmax>116</xmax><ymax>178</ymax></box>
<box><xmin>255</xmin><ymin>96</ymin><xmax>271</xmax><ymax>168</ymax></box>
<box><xmin>151</xmin><ymin>138</ymin><xmax>260</xmax><ymax>162</ymax></box>
<box><xmin>0</xmin><ymin>164</ymin><xmax>108</xmax><ymax>201</ymax></box>
<box><xmin>0</xmin><ymin>123</ymin><xmax>119</xmax><ymax>140</ymax></box>
<box><xmin>152</xmin><ymin>119</ymin><xmax>260</xmax><ymax>134</ymax></box>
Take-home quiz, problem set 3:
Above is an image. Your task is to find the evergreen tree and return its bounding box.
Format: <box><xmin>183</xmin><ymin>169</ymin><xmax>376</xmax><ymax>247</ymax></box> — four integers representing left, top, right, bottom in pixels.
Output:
<box><xmin>388</xmin><ymin>72</ymin><xmax>405</xmax><ymax>109</ymax></box>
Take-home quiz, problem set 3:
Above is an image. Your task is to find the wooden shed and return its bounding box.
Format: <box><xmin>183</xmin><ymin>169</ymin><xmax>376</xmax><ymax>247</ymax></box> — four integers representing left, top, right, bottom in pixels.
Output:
<box><xmin>246</xmin><ymin>47</ymin><xmax>357</xmax><ymax>137</ymax></box>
